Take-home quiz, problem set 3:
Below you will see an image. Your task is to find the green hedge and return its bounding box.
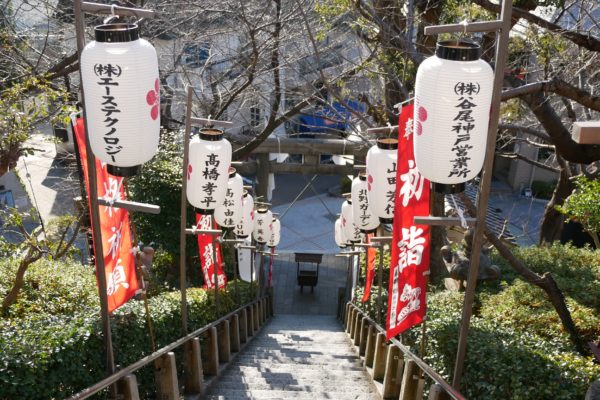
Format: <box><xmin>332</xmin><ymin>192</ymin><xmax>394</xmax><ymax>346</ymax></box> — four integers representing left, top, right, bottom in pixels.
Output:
<box><xmin>354</xmin><ymin>243</ymin><xmax>600</xmax><ymax>400</ymax></box>
<box><xmin>0</xmin><ymin>258</ymin><xmax>257</xmax><ymax>400</ymax></box>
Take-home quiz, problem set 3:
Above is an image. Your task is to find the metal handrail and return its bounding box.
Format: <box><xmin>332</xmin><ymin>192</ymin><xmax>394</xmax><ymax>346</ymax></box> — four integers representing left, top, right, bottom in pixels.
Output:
<box><xmin>67</xmin><ymin>296</ymin><xmax>267</xmax><ymax>400</ymax></box>
<box><xmin>347</xmin><ymin>303</ymin><xmax>466</xmax><ymax>400</ymax></box>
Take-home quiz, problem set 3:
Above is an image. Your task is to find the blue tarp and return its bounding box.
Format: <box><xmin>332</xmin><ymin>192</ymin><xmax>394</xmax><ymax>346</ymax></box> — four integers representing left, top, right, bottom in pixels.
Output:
<box><xmin>295</xmin><ymin>100</ymin><xmax>365</xmax><ymax>133</ymax></box>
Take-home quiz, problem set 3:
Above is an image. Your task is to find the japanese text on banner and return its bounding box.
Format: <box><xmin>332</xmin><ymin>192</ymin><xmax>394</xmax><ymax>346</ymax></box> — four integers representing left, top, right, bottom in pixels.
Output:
<box><xmin>386</xmin><ymin>104</ymin><xmax>431</xmax><ymax>339</ymax></box>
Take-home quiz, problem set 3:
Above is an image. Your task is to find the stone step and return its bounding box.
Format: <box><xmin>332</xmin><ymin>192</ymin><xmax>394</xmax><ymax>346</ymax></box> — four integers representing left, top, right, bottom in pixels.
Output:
<box><xmin>206</xmin><ymin>315</ymin><xmax>380</xmax><ymax>400</ymax></box>
<box><xmin>205</xmin><ymin>388</ymin><xmax>380</xmax><ymax>400</ymax></box>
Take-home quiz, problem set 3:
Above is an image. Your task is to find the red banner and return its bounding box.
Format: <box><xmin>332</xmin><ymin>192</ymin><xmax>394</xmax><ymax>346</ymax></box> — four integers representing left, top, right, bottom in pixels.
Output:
<box><xmin>196</xmin><ymin>214</ymin><xmax>227</xmax><ymax>289</ymax></box>
<box><xmin>386</xmin><ymin>104</ymin><xmax>431</xmax><ymax>339</ymax></box>
<box><xmin>361</xmin><ymin>234</ymin><xmax>377</xmax><ymax>302</ymax></box>
<box><xmin>73</xmin><ymin>118</ymin><xmax>139</xmax><ymax>313</ymax></box>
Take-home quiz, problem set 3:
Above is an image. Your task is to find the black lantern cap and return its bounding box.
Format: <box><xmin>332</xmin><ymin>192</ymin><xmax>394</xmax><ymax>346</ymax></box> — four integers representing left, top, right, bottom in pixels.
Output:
<box><xmin>256</xmin><ymin>206</ymin><xmax>269</xmax><ymax>214</ymax></box>
<box><xmin>376</xmin><ymin>137</ymin><xmax>398</xmax><ymax>150</ymax></box>
<box><xmin>196</xmin><ymin>207</ymin><xmax>215</xmax><ymax>215</ymax></box>
<box><xmin>436</xmin><ymin>40</ymin><xmax>481</xmax><ymax>61</ymax></box>
<box><xmin>228</xmin><ymin>167</ymin><xmax>237</xmax><ymax>178</ymax></box>
<box><xmin>199</xmin><ymin>128</ymin><xmax>224</xmax><ymax>141</ymax></box>
<box><xmin>358</xmin><ymin>171</ymin><xmax>367</xmax><ymax>181</ymax></box>
<box><xmin>379</xmin><ymin>217</ymin><xmax>393</xmax><ymax>224</ymax></box>
<box><xmin>107</xmin><ymin>164</ymin><xmax>141</xmax><ymax>177</ymax></box>
<box><xmin>95</xmin><ymin>23</ymin><xmax>139</xmax><ymax>43</ymax></box>
<box><xmin>360</xmin><ymin>228</ymin><xmax>378</xmax><ymax>234</ymax></box>
<box><xmin>432</xmin><ymin>182</ymin><xmax>466</xmax><ymax>194</ymax></box>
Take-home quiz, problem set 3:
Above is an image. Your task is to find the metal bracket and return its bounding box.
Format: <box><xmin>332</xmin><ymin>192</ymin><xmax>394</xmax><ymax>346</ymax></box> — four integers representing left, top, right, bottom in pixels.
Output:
<box><xmin>189</xmin><ymin>117</ymin><xmax>233</xmax><ymax>128</ymax></box>
<box><xmin>424</xmin><ymin>20</ymin><xmax>503</xmax><ymax>35</ymax></box>
<box><xmin>97</xmin><ymin>198</ymin><xmax>160</xmax><ymax>214</ymax></box>
<box><xmin>370</xmin><ymin>236</ymin><xmax>393</xmax><ymax>243</ymax></box>
<box><xmin>81</xmin><ymin>1</ymin><xmax>155</xmax><ymax>18</ymax></box>
<box><xmin>413</xmin><ymin>216</ymin><xmax>476</xmax><ymax>227</ymax></box>
<box><xmin>185</xmin><ymin>228</ymin><xmax>222</xmax><ymax>236</ymax></box>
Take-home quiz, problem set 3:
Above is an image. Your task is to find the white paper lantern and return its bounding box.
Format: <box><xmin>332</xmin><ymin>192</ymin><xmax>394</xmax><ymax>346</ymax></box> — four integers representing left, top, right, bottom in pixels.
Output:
<box><xmin>80</xmin><ymin>23</ymin><xmax>159</xmax><ymax>177</ymax></box>
<box><xmin>334</xmin><ymin>218</ymin><xmax>346</xmax><ymax>248</ymax></box>
<box><xmin>214</xmin><ymin>167</ymin><xmax>243</xmax><ymax>228</ymax></box>
<box><xmin>235</xmin><ymin>191</ymin><xmax>254</xmax><ymax>238</ymax></box>
<box><xmin>366</xmin><ymin>138</ymin><xmax>398</xmax><ymax>223</ymax></box>
<box><xmin>414</xmin><ymin>40</ymin><xmax>494</xmax><ymax>191</ymax></box>
<box><xmin>187</xmin><ymin>128</ymin><xmax>232</xmax><ymax>214</ymax></box>
<box><xmin>341</xmin><ymin>199</ymin><xmax>361</xmax><ymax>243</ymax></box>
<box><xmin>267</xmin><ymin>218</ymin><xmax>281</xmax><ymax>248</ymax></box>
<box><xmin>253</xmin><ymin>207</ymin><xmax>273</xmax><ymax>244</ymax></box>
<box><xmin>351</xmin><ymin>173</ymin><xmax>379</xmax><ymax>233</ymax></box>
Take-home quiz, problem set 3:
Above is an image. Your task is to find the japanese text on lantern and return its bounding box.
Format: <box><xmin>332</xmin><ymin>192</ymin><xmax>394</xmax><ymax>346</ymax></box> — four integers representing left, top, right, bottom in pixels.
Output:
<box><xmin>358</xmin><ymin>188</ymin><xmax>370</xmax><ymax>225</ymax></box>
<box><xmin>449</xmin><ymin>81</ymin><xmax>479</xmax><ymax>179</ymax></box>
<box><xmin>202</xmin><ymin>154</ymin><xmax>220</xmax><ymax>208</ymax></box>
<box><xmin>221</xmin><ymin>188</ymin><xmax>235</xmax><ymax>227</ymax></box>
<box><xmin>94</xmin><ymin>64</ymin><xmax>123</xmax><ymax>162</ymax></box>
<box><xmin>385</xmin><ymin>162</ymin><xmax>397</xmax><ymax>217</ymax></box>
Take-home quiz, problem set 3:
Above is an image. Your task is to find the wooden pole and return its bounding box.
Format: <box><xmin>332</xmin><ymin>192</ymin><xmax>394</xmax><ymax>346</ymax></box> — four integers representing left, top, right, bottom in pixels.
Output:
<box><xmin>212</xmin><ymin>231</ymin><xmax>219</xmax><ymax>317</ymax></box>
<box><xmin>422</xmin><ymin>0</ymin><xmax>513</xmax><ymax>390</ymax></box>
<box><xmin>377</xmin><ymin>241</ymin><xmax>384</xmax><ymax>324</ymax></box>
<box><xmin>179</xmin><ymin>86</ymin><xmax>194</xmax><ymax>334</ymax></box>
<box><xmin>73</xmin><ymin>1</ymin><xmax>116</xmax><ymax>394</ymax></box>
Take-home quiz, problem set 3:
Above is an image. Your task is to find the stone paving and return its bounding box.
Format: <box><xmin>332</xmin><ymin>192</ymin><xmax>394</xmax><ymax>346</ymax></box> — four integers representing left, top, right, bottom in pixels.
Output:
<box><xmin>206</xmin><ymin>314</ymin><xmax>381</xmax><ymax>400</ymax></box>
<box><xmin>270</xmin><ymin>253</ymin><xmax>350</xmax><ymax>315</ymax></box>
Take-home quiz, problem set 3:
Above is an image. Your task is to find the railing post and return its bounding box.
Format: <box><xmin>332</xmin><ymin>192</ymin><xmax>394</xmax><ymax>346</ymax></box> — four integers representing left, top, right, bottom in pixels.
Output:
<box><xmin>218</xmin><ymin>320</ymin><xmax>231</xmax><ymax>363</ymax></box>
<box><xmin>260</xmin><ymin>298</ymin><xmax>265</xmax><ymax>324</ymax></box>
<box><xmin>353</xmin><ymin>312</ymin><xmax>363</xmax><ymax>346</ymax></box>
<box><xmin>264</xmin><ymin>298</ymin><xmax>268</xmax><ymax>322</ymax></box>
<box><xmin>344</xmin><ymin>303</ymin><xmax>351</xmax><ymax>329</ymax></box>
<box><xmin>254</xmin><ymin>302</ymin><xmax>260</xmax><ymax>330</ymax></box>
<box><xmin>183</xmin><ymin>338</ymin><xmax>204</xmax><ymax>396</ymax></box>
<box><xmin>359</xmin><ymin>318</ymin><xmax>369</xmax><ymax>356</ymax></box>
<box><xmin>383</xmin><ymin>345</ymin><xmax>403</xmax><ymax>399</ymax></box>
<box><xmin>240</xmin><ymin>309</ymin><xmax>248</xmax><ymax>344</ymax></box>
<box><xmin>117</xmin><ymin>374</ymin><xmax>140</xmax><ymax>400</ymax></box>
<box><xmin>346</xmin><ymin>306</ymin><xmax>354</xmax><ymax>334</ymax></box>
<box><xmin>204</xmin><ymin>326</ymin><xmax>219</xmax><ymax>376</ymax></box>
<box><xmin>248</xmin><ymin>305</ymin><xmax>255</xmax><ymax>336</ymax></box>
<box><xmin>428</xmin><ymin>383</ymin><xmax>450</xmax><ymax>400</ymax></box>
<box><xmin>373</xmin><ymin>332</ymin><xmax>388</xmax><ymax>381</ymax></box>
<box><xmin>155</xmin><ymin>352</ymin><xmax>180</xmax><ymax>400</ymax></box>
<box><xmin>364</xmin><ymin>325</ymin><xmax>376</xmax><ymax>368</ymax></box>
<box><xmin>231</xmin><ymin>314</ymin><xmax>241</xmax><ymax>353</ymax></box>
<box><xmin>349</xmin><ymin>308</ymin><xmax>357</xmax><ymax>338</ymax></box>
<box><xmin>399</xmin><ymin>359</ymin><xmax>423</xmax><ymax>400</ymax></box>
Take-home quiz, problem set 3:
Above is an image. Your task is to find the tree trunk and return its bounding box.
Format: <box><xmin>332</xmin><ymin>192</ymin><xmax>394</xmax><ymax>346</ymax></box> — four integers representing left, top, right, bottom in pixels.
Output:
<box><xmin>1</xmin><ymin>255</ymin><xmax>40</xmax><ymax>315</ymax></box>
<box><xmin>460</xmin><ymin>193</ymin><xmax>588</xmax><ymax>355</ymax></box>
<box><xmin>539</xmin><ymin>163</ymin><xmax>573</xmax><ymax>245</ymax></box>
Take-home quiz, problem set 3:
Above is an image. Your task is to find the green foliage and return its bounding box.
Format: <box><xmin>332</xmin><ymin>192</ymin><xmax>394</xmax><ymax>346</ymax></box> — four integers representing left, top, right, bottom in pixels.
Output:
<box><xmin>0</xmin><ymin>255</ymin><xmax>257</xmax><ymax>400</ymax></box>
<box><xmin>556</xmin><ymin>176</ymin><xmax>600</xmax><ymax>245</ymax></box>
<box><xmin>0</xmin><ymin>77</ymin><xmax>70</xmax><ymax>173</ymax></box>
<box><xmin>353</xmin><ymin>244</ymin><xmax>600</xmax><ymax>399</ymax></box>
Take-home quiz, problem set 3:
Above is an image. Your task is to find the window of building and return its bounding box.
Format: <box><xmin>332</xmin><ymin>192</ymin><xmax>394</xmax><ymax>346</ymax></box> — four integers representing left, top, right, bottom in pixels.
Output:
<box><xmin>250</xmin><ymin>107</ymin><xmax>261</xmax><ymax>127</ymax></box>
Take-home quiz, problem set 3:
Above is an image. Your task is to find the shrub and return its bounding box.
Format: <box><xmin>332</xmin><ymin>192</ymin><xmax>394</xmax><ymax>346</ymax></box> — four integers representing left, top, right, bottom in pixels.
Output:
<box><xmin>0</xmin><ymin>256</ymin><xmax>257</xmax><ymax>400</ymax></box>
<box><xmin>353</xmin><ymin>244</ymin><xmax>600</xmax><ymax>399</ymax></box>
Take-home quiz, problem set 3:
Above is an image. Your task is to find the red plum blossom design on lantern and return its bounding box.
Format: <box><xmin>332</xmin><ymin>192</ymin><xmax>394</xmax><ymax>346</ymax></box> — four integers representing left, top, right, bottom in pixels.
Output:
<box><xmin>416</xmin><ymin>105</ymin><xmax>428</xmax><ymax>136</ymax></box>
<box><xmin>146</xmin><ymin>78</ymin><xmax>160</xmax><ymax>120</ymax></box>
<box><xmin>187</xmin><ymin>164</ymin><xmax>193</xmax><ymax>180</ymax></box>
<box><xmin>367</xmin><ymin>174</ymin><xmax>373</xmax><ymax>191</ymax></box>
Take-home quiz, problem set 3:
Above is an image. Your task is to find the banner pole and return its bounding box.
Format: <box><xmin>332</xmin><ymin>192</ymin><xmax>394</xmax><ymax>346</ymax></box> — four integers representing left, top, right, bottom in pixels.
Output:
<box><xmin>74</xmin><ymin>2</ymin><xmax>116</xmax><ymax>395</ymax></box>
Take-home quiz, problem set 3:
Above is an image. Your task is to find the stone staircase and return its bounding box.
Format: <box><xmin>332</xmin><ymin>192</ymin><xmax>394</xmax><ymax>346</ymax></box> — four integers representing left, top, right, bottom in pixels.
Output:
<box><xmin>206</xmin><ymin>314</ymin><xmax>381</xmax><ymax>399</ymax></box>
